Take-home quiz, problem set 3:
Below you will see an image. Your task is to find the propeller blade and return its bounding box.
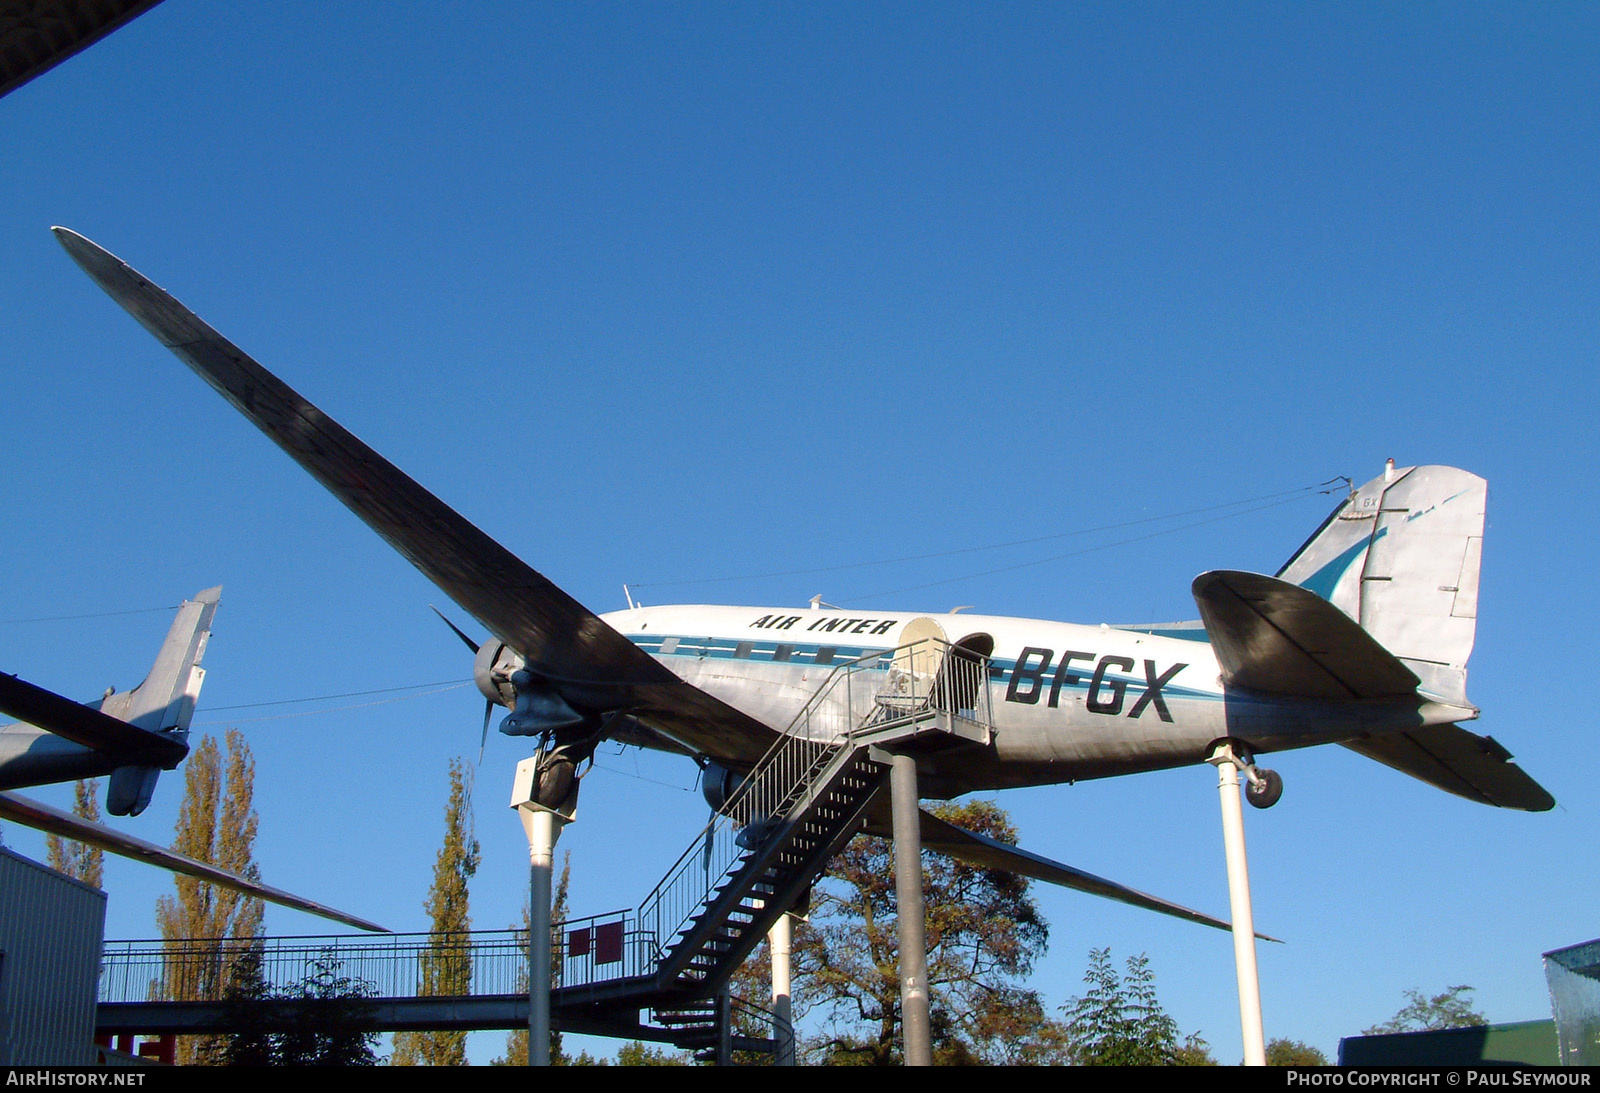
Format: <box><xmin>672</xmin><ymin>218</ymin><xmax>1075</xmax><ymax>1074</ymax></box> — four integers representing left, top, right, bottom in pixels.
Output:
<box><xmin>479</xmin><ymin>698</ymin><xmax>493</xmax><ymax>764</ymax></box>
<box><xmin>429</xmin><ymin>604</ymin><xmax>482</xmax><ymax>654</ymax></box>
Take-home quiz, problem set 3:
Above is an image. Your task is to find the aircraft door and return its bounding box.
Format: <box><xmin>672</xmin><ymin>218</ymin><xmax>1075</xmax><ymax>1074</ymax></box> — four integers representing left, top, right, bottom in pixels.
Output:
<box><xmin>943</xmin><ymin>633</ymin><xmax>995</xmax><ymax>718</ymax></box>
<box><xmin>886</xmin><ymin>617</ymin><xmax>947</xmax><ymax>713</ymax></box>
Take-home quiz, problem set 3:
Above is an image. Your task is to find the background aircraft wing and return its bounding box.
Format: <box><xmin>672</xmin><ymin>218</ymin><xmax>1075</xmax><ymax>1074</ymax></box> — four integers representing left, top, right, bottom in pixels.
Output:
<box><xmin>0</xmin><ymin>790</ymin><xmax>387</xmax><ymax>932</ymax></box>
<box><xmin>0</xmin><ymin>671</ymin><xmax>187</xmax><ymax>766</ymax></box>
<box><xmin>865</xmin><ymin>804</ymin><xmax>1270</xmax><ymax>938</ymax></box>
<box><xmin>54</xmin><ymin>227</ymin><xmax>779</xmax><ymax>766</ymax></box>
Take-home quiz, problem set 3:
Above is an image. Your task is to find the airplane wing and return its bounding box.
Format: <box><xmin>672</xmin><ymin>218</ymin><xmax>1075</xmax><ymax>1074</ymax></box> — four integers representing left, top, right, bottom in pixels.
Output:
<box><xmin>0</xmin><ymin>0</ymin><xmax>166</xmax><ymax>99</ymax></box>
<box><xmin>0</xmin><ymin>790</ymin><xmax>387</xmax><ymax>932</ymax></box>
<box><xmin>53</xmin><ymin>227</ymin><xmax>779</xmax><ymax>767</ymax></box>
<box><xmin>0</xmin><ymin>671</ymin><xmax>187</xmax><ymax>766</ymax></box>
<box><xmin>865</xmin><ymin>804</ymin><xmax>1272</xmax><ymax>938</ymax></box>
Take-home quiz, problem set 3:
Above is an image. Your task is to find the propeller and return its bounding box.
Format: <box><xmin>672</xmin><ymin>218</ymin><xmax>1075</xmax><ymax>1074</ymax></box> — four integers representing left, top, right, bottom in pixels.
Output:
<box><xmin>430</xmin><ymin>605</ymin><xmax>497</xmax><ymax>763</ymax></box>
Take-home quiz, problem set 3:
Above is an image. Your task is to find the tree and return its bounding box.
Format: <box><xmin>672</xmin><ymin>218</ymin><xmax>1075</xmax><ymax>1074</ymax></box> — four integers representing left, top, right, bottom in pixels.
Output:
<box><xmin>46</xmin><ymin>778</ymin><xmax>103</xmax><ymax>887</ymax></box>
<box><xmin>793</xmin><ymin>800</ymin><xmax>1072</xmax><ymax>1065</ymax></box>
<box><xmin>1063</xmin><ymin>948</ymin><xmax>1209</xmax><ymax>1065</ymax></box>
<box><xmin>154</xmin><ymin>731</ymin><xmax>264</xmax><ymax>1066</ymax></box>
<box><xmin>1266</xmin><ymin>1037</ymin><xmax>1330</xmax><ymax>1065</ymax></box>
<box><xmin>615</xmin><ymin>1040</ymin><xmax>690</xmax><ymax>1065</ymax></box>
<box><xmin>216</xmin><ymin>952</ymin><xmax>381</xmax><ymax>1066</ymax></box>
<box><xmin>269</xmin><ymin>955</ymin><xmax>382</xmax><ymax>1066</ymax></box>
<box><xmin>1363</xmin><ymin>985</ymin><xmax>1486</xmax><ymax>1035</ymax></box>
<box><xmin>393</xmin><ymin>759</ymin><xmax>480</xmax><ymax>1066</ymax></box>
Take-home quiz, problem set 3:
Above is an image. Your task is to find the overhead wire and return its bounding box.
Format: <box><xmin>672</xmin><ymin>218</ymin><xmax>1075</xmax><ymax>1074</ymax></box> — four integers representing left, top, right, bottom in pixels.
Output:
<box><xmin>192</xmin><ymin>681</ymin><xmax>473</xmax><ymax>725</ymax></box>
<box><xmin>0</xmin><ymin>604</ymin><xmax>182</xmax><ymax>625</ymax></box>
<box><xmin>840</xmin><ymin>491</ymin><xmax>1318</xmax><ymax>602</ymax></box>
<box><xmin>628</xmin><ymin>477</ymin><xmax>1344</xmax><ymax>598</ymax></box>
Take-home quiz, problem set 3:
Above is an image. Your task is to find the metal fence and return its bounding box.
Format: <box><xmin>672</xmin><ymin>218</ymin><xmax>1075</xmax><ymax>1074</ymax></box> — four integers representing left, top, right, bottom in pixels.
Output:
<box><xmin>100</xmin><ymin>912</ymin><xmax>639</xmax><ymax>1005</ymax></box>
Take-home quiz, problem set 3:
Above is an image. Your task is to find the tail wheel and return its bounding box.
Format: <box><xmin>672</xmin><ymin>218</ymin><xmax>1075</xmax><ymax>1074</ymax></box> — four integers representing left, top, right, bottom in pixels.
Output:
<box><xmin>1245</xmin><ymin>768</ymin><xmax>1283</xmax><ymax>809</ymax></box>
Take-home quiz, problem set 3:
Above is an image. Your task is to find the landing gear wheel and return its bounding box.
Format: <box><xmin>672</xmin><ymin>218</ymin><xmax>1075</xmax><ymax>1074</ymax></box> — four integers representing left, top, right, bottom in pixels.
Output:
<box><xmin>1245</xmin><ymin>768</ymin><xmax>1282</xmax><ymax>809</ymax></box>
<box><xmin>535</xmin><ymin>757</ymin><xmax>575</xmax><ymax>808</ymax></box>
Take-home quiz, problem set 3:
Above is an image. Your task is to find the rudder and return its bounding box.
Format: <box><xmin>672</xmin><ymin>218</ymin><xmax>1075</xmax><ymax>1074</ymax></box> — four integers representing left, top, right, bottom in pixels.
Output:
<box><xmin>97</xmin><ymin>586</ymin><xmax>220</xmax><ymax>814</ymax></box>
<box><xmin>1277</xmin><ymin>464</ymin><xmax>1484</xmax><ymax>705</ymax></box>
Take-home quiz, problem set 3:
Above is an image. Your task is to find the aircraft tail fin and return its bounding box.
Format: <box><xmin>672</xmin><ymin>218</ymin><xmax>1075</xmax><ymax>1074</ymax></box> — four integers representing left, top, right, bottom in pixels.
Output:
<box><xmin>1275</xmin><ymin>464</ymin><xmax>1485</xmax><ymax>705</ymax></box>
<box><xmin>1194</xmin><ymin>468</ymin><xmax>1553</xmax><ymax>811</ymax></box>
<box><xmin>96</xmin><ymin>587</ymin><xmax>220</xmax><ymax>814</ymax></box>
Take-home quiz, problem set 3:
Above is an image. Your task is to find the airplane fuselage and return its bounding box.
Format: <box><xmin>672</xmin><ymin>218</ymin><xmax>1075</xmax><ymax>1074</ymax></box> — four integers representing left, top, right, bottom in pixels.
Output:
<box><xmin>603</xmin><ymin>604</ymin><xmax>1438</xmax><ymax>797</ymax></box>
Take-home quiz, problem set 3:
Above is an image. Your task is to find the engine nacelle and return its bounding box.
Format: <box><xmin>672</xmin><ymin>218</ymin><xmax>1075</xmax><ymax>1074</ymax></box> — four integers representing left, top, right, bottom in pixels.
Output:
<box><xmin>474</xmin><ymin>640</ymin><xmax>524</xmax><ymax>708</ymax></box>
<box><xmin>701</xmin><ymin>762</ymin><xmax>747</xmax><ymax>814</ymax></box>
<box><xmin>475</xmin><ymin>641</ymin><xmax>587</xmax><ymax>737</ymax></box>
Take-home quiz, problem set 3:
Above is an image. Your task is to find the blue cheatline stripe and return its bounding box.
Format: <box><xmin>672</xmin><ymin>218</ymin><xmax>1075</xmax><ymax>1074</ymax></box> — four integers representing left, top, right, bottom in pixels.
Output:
<box><xmin>1124</xmin><ymin>627</ymin><xmax>1212</xmax><ymax>643</ymax></box>
<box><xmin>627</xmin><ymin>634</ymin><xmax>892</xmax><ymax>667</ymax></box>
<box><xmin>628</xmin><ymin>634</ymin><xmax>1222</xmax><ymax>703</ymax></box>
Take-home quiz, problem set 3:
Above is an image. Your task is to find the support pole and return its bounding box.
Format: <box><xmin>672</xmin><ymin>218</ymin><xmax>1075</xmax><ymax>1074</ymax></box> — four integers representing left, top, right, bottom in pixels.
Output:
<box><xmin>527</xmin><ymin>807</ymin><xmax>556</xmax><ymax>1066</ymax></box>
<box><xmin>512</xmin><ymin>755</ymin><xmax>576</xmax><ymax>1068</ymax></box>
<box><xmin>770</xmin><ymin>912</ymin><xmax>796</xmax><ymax>1066</ymax></box>
<box><xmin>715</xmin><ymin>987</ymin><xmax>733</xmax><ymax>1067</ymax></box>
<box><xmin>1208</xmin><ymin>742</ymin><xmax>1266</xmax><ymax>1066</ymax></box>
<box><xmin>889</xmin><ymin>752</ymin><xmax>932</xmax><ymax>1067</ymax></box>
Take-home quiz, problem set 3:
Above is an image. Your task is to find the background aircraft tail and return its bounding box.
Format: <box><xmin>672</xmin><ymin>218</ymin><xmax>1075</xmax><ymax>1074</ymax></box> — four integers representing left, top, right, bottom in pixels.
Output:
<box><xmin>1275</xmin><ymin>463</ymin><xmax>1484</xmax><ymax>706</ymax></box>
<box><xmin>95</xmin><ymin>587</ymin><xmax>220</xmax><ymax>814</ymax></box>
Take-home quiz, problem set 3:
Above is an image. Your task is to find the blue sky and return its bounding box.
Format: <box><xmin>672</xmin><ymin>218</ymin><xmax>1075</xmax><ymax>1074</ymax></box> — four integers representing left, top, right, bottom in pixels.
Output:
<box><xmin>2</xmin><ymin>2</ymin><xmax>1597</xmax><ymax>1064</ymax></box>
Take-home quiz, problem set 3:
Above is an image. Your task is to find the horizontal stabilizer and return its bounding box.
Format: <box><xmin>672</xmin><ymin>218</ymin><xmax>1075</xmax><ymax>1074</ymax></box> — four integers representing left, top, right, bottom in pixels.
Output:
<box><xmin>0</xmin><ymin>791</ymin><xmax>388</xmax><ymax>932</ymax></box>
<box><xmin>883</xmin><ymin>808</ymin><xmax>1276</xmax><ymax>940</ymax></box>
<box><xmin>1340</xmin><ymin>725</ymin><xmax>1554</xmax><ymax>812</ymax></box>
<box><xmin>0</xmin><ymin>672</ymin><xmax>187</xmax><ymax>766</ymax></box>
<box><xmin>1193</xmin><ymin>570</ymin><xmax>1419</xmax><ymax>700</ymax></box>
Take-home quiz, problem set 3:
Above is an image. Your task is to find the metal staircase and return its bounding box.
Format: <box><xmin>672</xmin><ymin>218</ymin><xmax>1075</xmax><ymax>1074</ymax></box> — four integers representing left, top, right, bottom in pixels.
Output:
<box><xmin>632</xmin><ymin>636</ymin><xmax>994</xmax><ymax>1000</ymax></box>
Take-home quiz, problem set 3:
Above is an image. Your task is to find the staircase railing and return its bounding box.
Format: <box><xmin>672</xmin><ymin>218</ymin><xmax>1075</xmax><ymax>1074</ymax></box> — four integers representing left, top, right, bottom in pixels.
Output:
<box><xmin>633</xmin><ymin>637</ymin><xmax>989</xmax><ymax>968</ymax></box>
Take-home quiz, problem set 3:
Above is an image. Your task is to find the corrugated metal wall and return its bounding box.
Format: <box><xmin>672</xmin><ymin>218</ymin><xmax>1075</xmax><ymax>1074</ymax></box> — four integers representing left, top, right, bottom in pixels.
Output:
<box><xmin>0</xmin><ymin>845</ymin><xmax>107</xmax><ymax>1065</ymax></box>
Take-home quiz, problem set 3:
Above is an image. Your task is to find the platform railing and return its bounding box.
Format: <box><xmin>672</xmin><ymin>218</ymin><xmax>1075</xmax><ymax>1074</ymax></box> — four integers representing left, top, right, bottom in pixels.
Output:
<box><xmin>632</xmin><ymin>637</ymin><xmax>993</xmax><ymax>969</ymax></box>
<box><xmin>99</xmin><ymin>915</ymin><xmax>641</xmax><ymax>1005</ymax></box>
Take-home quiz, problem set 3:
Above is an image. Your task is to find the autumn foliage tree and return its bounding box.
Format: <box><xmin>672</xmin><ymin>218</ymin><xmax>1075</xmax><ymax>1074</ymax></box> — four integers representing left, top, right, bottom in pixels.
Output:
<box><xmin>45</xmin><ymin>778</ymin><xmax>103</xmax><ymax>887</ymax></box>
<box><xmin>393</xmin><ymin>758</ymin><xmax>480</xmax><ymax>1066</ymax></box>
<box><xmin>792</xmin><ymin>799</ymin><xmax>1071</xmax><ymax>1065</ymax></box>
<box><xmin>155</xmin><ymin>731</ymin><xmax>264</xmax><ymax>1066</ymax></box>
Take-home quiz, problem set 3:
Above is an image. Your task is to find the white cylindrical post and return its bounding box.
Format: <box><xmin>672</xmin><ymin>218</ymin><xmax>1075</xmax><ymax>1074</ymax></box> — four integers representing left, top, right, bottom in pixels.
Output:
<box><xmin>527</xmin><ymin>806</ymin><xmax>556</xmax><ymax>1067</ymax></box>
<box><xmin>770</xmin><ymin>912</ymin><xmax>795</xmax><ymax>1066</ymax></box>
<box><xmin>1212</xmin><ymin>749</ymin><xmax>1267</xmax><ymax>1066</ymax></box>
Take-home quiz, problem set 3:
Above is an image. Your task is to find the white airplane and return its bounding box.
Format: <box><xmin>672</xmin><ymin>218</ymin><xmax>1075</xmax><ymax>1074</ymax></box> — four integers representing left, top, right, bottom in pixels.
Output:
<box><xmin>48</xmin><ymin>226</ymin><xmax>1552</xmax><ymax>935</ymax></box>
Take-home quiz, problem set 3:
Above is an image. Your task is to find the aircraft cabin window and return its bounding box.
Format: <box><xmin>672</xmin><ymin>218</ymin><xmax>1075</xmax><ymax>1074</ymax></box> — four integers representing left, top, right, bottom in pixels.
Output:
<box><xmin>814</xmin><ymin>647</ymin><xmax>836</xmax><ymax>665</ymax></box>
<box><xmin>660</xmin><ymin>637</ymin><xmax>679</xmax><ymax>654</ymax></box>
<box><xmin>773</xmin><ymin>644</ymin><xmax>793</xmax><ymax>662</ymax></box>
<box><xmin>734</xmin><ymin>641</ymin><xmax>754</xmax><ymax>658</ymax></box>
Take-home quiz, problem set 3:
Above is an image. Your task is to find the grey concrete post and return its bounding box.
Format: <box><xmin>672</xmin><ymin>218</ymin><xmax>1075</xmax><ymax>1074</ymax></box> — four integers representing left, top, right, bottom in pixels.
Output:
<box><xmin>890</xmin><ymin>752</ymin><xmax>932</xmax><ymax>1066</ymax></box>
